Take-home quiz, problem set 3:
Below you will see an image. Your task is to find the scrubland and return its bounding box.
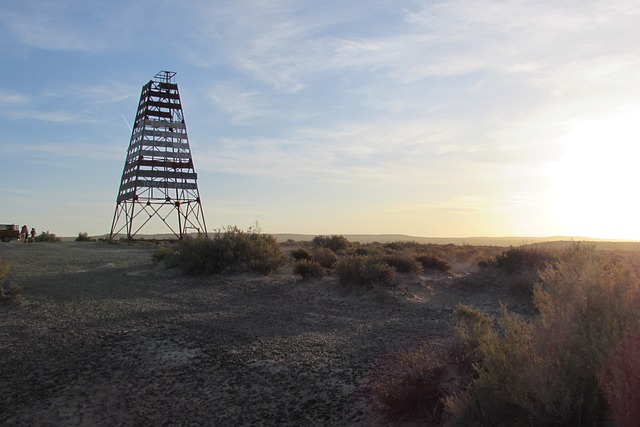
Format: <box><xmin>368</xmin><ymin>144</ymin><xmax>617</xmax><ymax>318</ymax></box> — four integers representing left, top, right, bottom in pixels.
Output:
<box><xmin>1</xmin><ymin>231</ymin><xmax>638</xmax><ymax>426</ymax></box>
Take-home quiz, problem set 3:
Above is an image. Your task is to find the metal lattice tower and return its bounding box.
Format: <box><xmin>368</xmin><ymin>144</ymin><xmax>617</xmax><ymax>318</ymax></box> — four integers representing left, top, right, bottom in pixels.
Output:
<box><xmin>110</xmin><ymin>71</ymin><xmax>207</xmax><ymax>240</ymax></box>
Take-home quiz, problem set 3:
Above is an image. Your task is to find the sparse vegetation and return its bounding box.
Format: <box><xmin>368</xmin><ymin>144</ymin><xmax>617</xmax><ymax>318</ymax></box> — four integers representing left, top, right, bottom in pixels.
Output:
<box><xmin>371</xmin><ymin>340</ymin><xmax>475</xmax><ymax>425</ymax></box>
<box><xmin>335</xmin><ymin>255</ymin><xmax>397</xmax><ymax>289</ymax></box>
<box><xmin>293</xmin><ymin>260</ymin><xmax>326</xmax><ymax>278</ymax></box>
<box><xmin>475</xmin><ymin>245</ymin><xmax>559</xmax><ymax>295</ymax></box>
<box><xmin>312</xmin><ymin>247</ymin><xmax>339</xmax><ymax>268</ymax></box>
<box><xmin>312</xmin><ymin>235</ymin><xmax>351</xmax><ymax>252</ymax></box>
<box><xmin>598</xmin><ymin>328</ymin><xmax>640</xmax><ymax>427</ymax></box>
<box><xmin>152</xmin><ymin>243</ymin><xmax>179</xmax><ymax>268</ymax></box>
<box><xmin>75</xmin><ymin>232</ymin><xmax>95</xmax><ymax>242</ymax></box>
<box><xmin>290</xmin><ymin>248</ymin><xmax>312</xmax><ymax>261</ymax></box>
<box><xmin>443</xmin><ymin>245</ymin><xmax>640</xmax><ymax>425</ymax></box>
<box><xmin>491</xmin><ymin>245</ymin><xmax>557</xmax><ymax>273</ymax></box>
<box><xmin>367</xmin><ymin>244</ymin><xmax>640</xmax><ymax>425</ymax></box>
<box><xmin>34</xmin><ymin>230</ymin><xmax>61</xmax><ymax>242</ymax></box>
<box><xmin>382</xmin><ymin>252</ymin><xmax>423</xmax><ymax>274</ymax></box>
<box><xmin>415</xmin><ymin>254</ymin><xmax>452</xmax><ymax>272</ymax></box>
<box><xmin>4</xmin><ymin>237</ymin><xmax>640</xmax><ymax>424</ymax></box>
<box><xmin>0</xmin><ymin>260</ymin><xmax>22</xmax><ymax>303</ymax></box>
<box><xmin>169</xmin><ymin>226</ymin><xmax>285</xmax><ymax>275</ymax></box>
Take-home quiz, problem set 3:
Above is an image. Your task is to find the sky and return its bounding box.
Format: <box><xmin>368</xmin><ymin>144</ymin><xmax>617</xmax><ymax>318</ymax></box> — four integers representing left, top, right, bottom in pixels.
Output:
<box><xmin>2</xmin><ymin>0</ymin><xmax>640</xmax><ymax>240</ymax></box>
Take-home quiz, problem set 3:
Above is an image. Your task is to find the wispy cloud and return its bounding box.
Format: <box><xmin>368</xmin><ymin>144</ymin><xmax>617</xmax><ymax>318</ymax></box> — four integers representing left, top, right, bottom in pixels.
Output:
<box><xmin>207</xmin><ymin>84</ymin><xmax>276</xmax><ymax>124</ymax></box>
<box><xmin>21</xmin><ymin>140</ymin><xmax>123</xmax><ymax>162</ymax></box>
<box><xmin>0</xmin><ymin>92</ymin><xmax>29</xmax><ymax>105</ymax></box>
<box><xmin>40</xmin><ymin>81</ymin><xmax>138</xmax><ymax>105</ymax></box>
<box><xmin>0</xmin><ymin>81</ymin><xmax>137</xmax><ymax>123</ymax></box>
<box><xmin>1</xmin><ymin>1</ymin><xmax>108</xmax><ymax>51</ymax></box>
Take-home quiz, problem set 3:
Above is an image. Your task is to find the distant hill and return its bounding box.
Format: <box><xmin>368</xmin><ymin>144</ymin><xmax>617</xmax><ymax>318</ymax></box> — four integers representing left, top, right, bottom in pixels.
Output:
<box><xmin>96</xmin><ymin>232</ymin><xmax>640</xmax><ymax>248</ymax></box>
<box><xmin>273</xmin><ymin>233</ymin><xmax>639</xmax><ymax>247</ymax></box>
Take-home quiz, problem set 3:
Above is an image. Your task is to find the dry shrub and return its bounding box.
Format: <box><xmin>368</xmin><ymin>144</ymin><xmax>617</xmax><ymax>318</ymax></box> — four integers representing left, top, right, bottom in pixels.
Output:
<box><xmin>492</xmin><ymin>246</ymin><xmax>556</xmax><ymax>273</ymax></box>
<box><xmin>335</xmin><ymin>255</ymin><xmax>397</xmax><ymax>289</ymax></box>
<box><xmin>75</xmin><ymin>232</ymin><xmax>95</xmax><ymax>242</ymax></box>
<box><xmin>34</xmin><ymin>230</ymin><xmax>61</xmax><ymax>242</ymax></box>
<box><xmin>371</xmin><ymin>342</ymin><xmax>474</xmax><ymax>425</ymax></box>
<box><xmin>174</xmin><ymin>226</ymin><xmax>285</xmax><ymax>275</ymax></box>
<box><xmin>0</xmin><ymin>261</ymin><xmax>22</xmax><ymax>303</ymax></box>
<box><xmin>290</xmin><ymin>248</ymin><xmax>311</xmax><ymax>261</ymax></box>
<box><xmin>312</xmin><ymin>247</ymin><xmax>338</xmax><ymax>268</ymax></box>
<box><xmin>152</xmin><ymin>243</ymin><xmax>179</xmax><ymax>267</ymax></box>
<box><xmin>445</xmin><ymin>245</ymin><xmax>640</xmax><ymax>426</ymax></box>
<box><xmin>599</xmin><ymin>329</ymin><xmax>640</xmax><ymax>427</ymax></box>
<box><xmin>445</xmin><ymin>305</ymin><xmax>539</xmax><ymax>425</ymax></box>
<box><xmin>293</xmin><ymin>260</ymin><xmax>325</xmax><ymax>278</ymax></box>
<box><xmin>382</xmin><ymin>252</ymin><xmax>423</xmax><ymax>274</ymax></box>
<box><xmin>357</xmin><ymin>241</ymin><xmax>501</xmax><ymax>272</ymax></box>
<box><xmin>477</xmin><ymin>245</ymin><xmax>558</xmax><ymax>296</ymax></box>
<box><xmin>312</xmin><ymin>234</ymin><xmax>350</xmax><ymax>252</ymax></box>
<box><xmin>415</xmin><ymin>254</ymin><xmax>452</xmax><ymax>273</ymax></box>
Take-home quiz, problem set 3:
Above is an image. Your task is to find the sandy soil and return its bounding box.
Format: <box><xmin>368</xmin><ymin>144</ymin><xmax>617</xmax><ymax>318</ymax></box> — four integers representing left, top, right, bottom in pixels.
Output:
<box><xmin>0</xmin><ymin>241</ymin><xmax>531</xmax><ymax>426</ymax></box>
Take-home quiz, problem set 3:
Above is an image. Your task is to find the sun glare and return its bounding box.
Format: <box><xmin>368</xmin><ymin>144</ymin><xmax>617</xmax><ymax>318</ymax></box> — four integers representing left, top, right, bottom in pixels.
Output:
<box><xmin>553</xmin><ymin>113</ymin><xmax>640</xmax><ymax>240</ymax></box>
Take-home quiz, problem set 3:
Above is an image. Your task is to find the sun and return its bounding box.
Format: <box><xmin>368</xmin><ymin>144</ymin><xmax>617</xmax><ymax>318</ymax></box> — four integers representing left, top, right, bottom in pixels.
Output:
<box><xmin>552</xmin><ymin>112</ymin><xmax>640</xmax><ymax>240</ymax></box>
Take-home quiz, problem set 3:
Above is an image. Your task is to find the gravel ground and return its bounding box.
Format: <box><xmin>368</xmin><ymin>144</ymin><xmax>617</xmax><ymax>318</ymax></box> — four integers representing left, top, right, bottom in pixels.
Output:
<box><xmin>0</xmin><ymin>241</ymin><xmax>528</xmax><ymax>426</ymax></box>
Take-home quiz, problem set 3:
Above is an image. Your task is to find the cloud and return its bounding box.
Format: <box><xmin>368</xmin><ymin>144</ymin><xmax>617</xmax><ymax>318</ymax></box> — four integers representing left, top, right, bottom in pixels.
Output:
<box><xmin>0</xmin><ymin>0</ymin><xmax>178</xmax><ymax>53</ymax></box>
<box><xmin>199</xmin><ymin>0</ymin><xmax>640</xmax><ymax>92</ymax></box>
<box><xmin>207</xmin><ymin>84</ymin><xmax>276</xmax><ymax>124</ymax></box>
<box><xmin>0</xmin><ymin>80</ymin><xmax>138</xmax><ymax>123</ymax></box>
<box><xmin>40</xmin><ymin>81</ymin><xmax>138</xmax><ymax>105</ymax></box>
<box><xmin>194</xmin><ymin>113</ymin><xmax>553</xmax><ymax>198</ymax></box>
<box><xmin>395</xmin><ymin>0</ymin><xmax>640</xmax><ymax>82</ymax></box>
<box><xmin>21</xmin><ymin>140</ymin><xmax>123</xmax><ymax>162</ymax></box>
<box><xmin>0</xmin><ymin>92</ymin><xmax>29</xmax><ymax>105</ymax></box>
<box><xmin>1</xmin><ymin>1</ymin><xmax>108</xmax><ymax>51</ymax></box>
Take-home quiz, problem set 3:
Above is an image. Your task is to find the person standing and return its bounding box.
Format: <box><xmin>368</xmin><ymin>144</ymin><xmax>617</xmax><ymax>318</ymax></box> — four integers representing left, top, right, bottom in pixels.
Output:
<box><xmin>20</xmin><ymin>225</ymin><xmax>28</xmax><ymax>243</ymax></box>
<box><xmin>30</xmin><ymin>227</ymin><xmax>36</xmax><ymax>242</ymax></box>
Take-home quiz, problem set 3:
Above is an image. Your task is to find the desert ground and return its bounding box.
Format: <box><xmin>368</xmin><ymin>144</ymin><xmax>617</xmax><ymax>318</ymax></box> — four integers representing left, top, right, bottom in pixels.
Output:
<box><xmin>0</xmin><ymin>240</ymin><xmax>532</xmax><ymax>426</ymax></box>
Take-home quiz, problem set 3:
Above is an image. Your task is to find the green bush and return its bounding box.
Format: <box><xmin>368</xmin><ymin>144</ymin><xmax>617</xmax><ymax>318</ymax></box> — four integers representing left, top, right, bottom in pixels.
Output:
<box><xmin>172</xmin><ymin>226</ymin><xmax>285</xmax><ymax>275</ymax></box>
<box><xmin>335</xmin><ymin>255</ymin><xmax>397</xmax><ymax>289</ymax></box>
<box><xmin>444</xmin><ymin>246</ymin><xmax>640</xmax><ymax>426</ymax></box>
<box><xmin>75</xmin><ymin>232</ymin><xmax>95</xmax><ymax>242</ymax></box>
<box><xmin>312</xmin><ymin>247</ymin><xmax>338</xmax><ymax>268</ymax></box>
<box><xmin>415</xmin><ymin>254</ymin><xmax>452</xmax><ymax>272</ymax></box>
<box><xmin>290</xmin><ymin>248</ymin><xmax>312</xmax><ymax>261</ymax></box>
<box><xmin>34</xmin><ymin>230</ymin><xmax>61</xmax><ymax>242</ymax></box>
<box><xmin>293</xmin><ymin>260</ymin><xmax>326</xmax><ymax>278</ymax></box>
<box><xmin>382</xmin><ymin>252</ymin><xmax>423</xmax><ymax>274</ymax></box>
<box><xmin>312</xmin><ymin>234</ymin><xmax>350</xmax><ymax>252</ymax></box>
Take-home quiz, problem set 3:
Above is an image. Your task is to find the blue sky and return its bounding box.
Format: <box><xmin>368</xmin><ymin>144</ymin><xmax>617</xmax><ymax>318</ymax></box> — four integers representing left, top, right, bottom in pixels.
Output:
<box><xmin>2</xmin><ymin>0</ymin><xmax>640</xmax><ymax>239</ymax></box>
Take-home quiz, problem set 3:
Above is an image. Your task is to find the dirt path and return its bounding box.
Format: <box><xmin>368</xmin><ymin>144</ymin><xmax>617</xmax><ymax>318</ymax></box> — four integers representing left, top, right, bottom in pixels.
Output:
<box><xmin>0</xmin><ymin>241</ymin><xmax>525</xmax><ymax>426</ymax></box>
